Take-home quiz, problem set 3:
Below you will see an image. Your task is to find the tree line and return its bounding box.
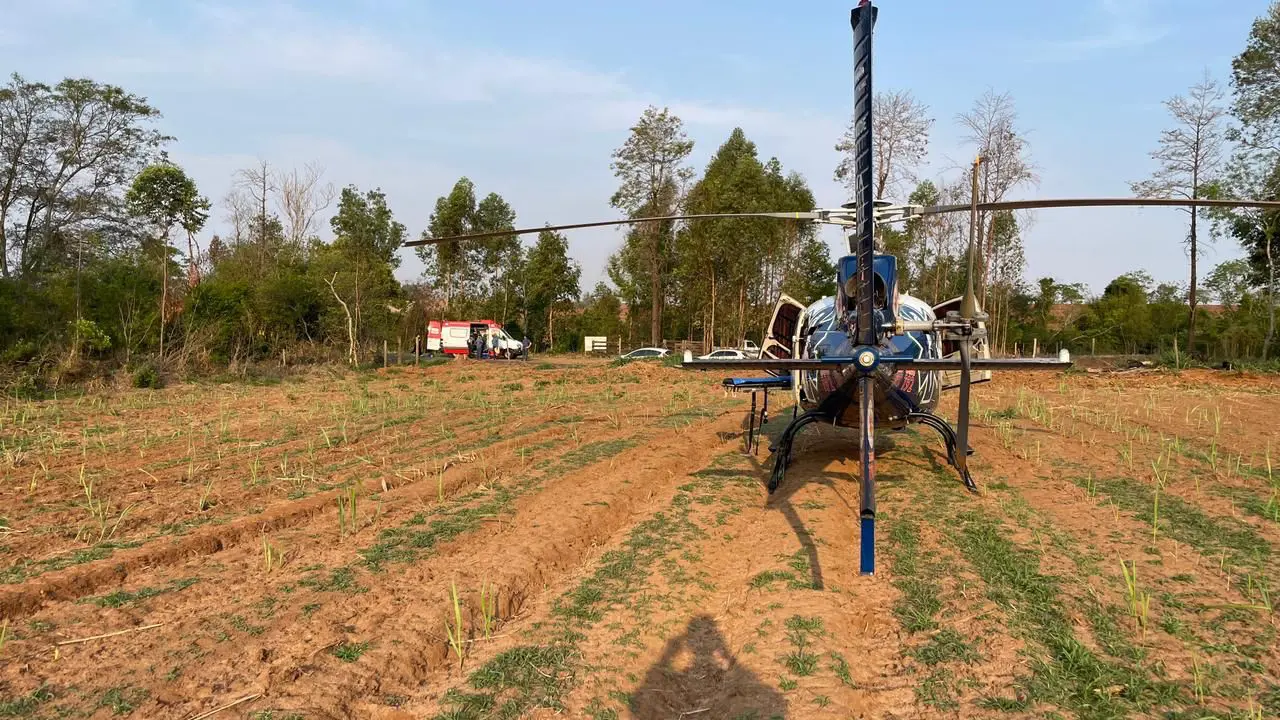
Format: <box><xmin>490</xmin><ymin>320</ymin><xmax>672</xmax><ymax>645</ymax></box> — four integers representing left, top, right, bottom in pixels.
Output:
<box><xmin>5</xmin><ymin>1</ymin><xmax>1280</xmax><ymax>391</ymax></box>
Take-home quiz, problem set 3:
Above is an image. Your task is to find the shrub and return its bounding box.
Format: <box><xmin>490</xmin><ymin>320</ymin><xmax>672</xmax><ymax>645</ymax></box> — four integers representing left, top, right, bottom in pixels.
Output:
<box><xmin>132</xmin><ymin>364</ymin><xmax>163</xmax><ymax>389</ymax></box>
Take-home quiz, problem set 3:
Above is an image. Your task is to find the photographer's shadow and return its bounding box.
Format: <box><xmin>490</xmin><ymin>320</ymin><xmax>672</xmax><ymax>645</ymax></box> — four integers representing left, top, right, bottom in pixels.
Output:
<box><xmin>628</xmin><ymin>615</ymin><xmax>787</xmax><ymax>719</ymax></box>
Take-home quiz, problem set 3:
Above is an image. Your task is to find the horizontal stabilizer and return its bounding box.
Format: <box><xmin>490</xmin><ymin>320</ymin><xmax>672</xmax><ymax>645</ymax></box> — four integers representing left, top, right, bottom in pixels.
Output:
<box><xmin>722</xmin><ymin>376</ymin><xmax>794</xmax><ymax>390</ymax></box>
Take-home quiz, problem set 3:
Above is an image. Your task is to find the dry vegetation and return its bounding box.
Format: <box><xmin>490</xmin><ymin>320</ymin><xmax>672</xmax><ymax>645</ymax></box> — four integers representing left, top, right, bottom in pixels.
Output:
<box><xmin>1</xmin><ymin>359</ymin><xmax>1279</xmax><ymax>719</ymax></box>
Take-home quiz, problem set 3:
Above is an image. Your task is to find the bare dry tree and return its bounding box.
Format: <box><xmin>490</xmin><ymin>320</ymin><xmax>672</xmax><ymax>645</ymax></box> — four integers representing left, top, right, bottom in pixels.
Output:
<box><xmin>956</xmin><ymin>88</ymin><xmax>1038</xmax><ymax>306</ymax></box>
<box><xmin>835</xmin><ymin>89</ymin><xmax>933</xmax><ymax>201</ymax></box>
<box><xmin>1131</xmin><ymin>70</ymin><xmax>1226</xmax><ymax>354</ymax></box>
<box><xmin>223</xmin><ymin>160</ymin><xmax>274</xmax><ymax>252</ymax></box>
<box><xmin>325</xmin><ymin>272</ymin><xmax>357</xmax><ymax>365</ymax></box>
<box><xmin>278</xmin><ymin>162</ymin><xmax>336</xmax><ymax>247</ymax></box>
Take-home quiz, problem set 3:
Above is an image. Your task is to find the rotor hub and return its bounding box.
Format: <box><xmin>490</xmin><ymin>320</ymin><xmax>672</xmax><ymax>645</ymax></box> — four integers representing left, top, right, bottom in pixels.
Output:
<box><xmin>854</xmin><ymin>346</ymin><xmax>880</xmax><ymax>373</ymax></box>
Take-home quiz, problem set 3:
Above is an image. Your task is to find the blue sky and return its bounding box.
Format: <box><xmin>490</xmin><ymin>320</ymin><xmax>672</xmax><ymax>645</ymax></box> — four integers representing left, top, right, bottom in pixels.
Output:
<box><xmin>1</xmin><ymin>0</ymin><xmax>1270</xmax><ymax>299</ymax></box>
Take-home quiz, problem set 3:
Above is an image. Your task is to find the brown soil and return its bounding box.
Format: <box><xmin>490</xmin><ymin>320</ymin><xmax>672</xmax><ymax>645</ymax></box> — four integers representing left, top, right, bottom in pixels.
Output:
<box><xmin>2</xmin><ymin>360</ymin><xmax>1278</xmax><ymax>719</ymax></box>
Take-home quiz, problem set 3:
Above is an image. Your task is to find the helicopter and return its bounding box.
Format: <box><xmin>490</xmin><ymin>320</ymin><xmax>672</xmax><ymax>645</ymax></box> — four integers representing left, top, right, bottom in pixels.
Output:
<box><xmin>404</xmin><ymin>1</ymin><xmax>1280</xmax><ymax>575</ymax></box>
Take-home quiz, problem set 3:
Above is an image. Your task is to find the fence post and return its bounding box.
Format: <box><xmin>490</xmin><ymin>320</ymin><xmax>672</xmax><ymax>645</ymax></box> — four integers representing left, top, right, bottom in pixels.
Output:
<box><xmin>383</xmin><ymin>340</ymin><xmax>388</xmax><ymax>368</ymax></box>
<box><xmin>415</xmin><ymin>336</ymin><xmax>420</xmax><ymax>367</ymax></box>
<box><xmin>398</xmin><ymin>336</ymin><xmax>402</xmax><ymax>366</ymax></box>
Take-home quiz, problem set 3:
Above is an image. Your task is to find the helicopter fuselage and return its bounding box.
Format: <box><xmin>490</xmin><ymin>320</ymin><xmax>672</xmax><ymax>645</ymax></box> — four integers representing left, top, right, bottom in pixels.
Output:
<box><xmin>791</xmin><ymin>292</ymin><xmax>943</xmax><ymax>429</ymax></box>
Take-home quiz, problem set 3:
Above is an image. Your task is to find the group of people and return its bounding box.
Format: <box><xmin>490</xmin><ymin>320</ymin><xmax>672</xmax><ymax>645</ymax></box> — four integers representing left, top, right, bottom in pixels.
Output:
<box><xmin>467</xmin><ymin>327</ymin><xmax>531</xmax><ymax>360</ymax></box>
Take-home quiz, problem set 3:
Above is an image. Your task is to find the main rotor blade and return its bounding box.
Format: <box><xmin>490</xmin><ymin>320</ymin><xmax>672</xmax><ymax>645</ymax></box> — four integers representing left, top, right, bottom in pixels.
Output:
<box><xmin>918</xmin><ymin>197</ymin><xmax>1280</xmax><ymax>216</ymax></box>
<box><xmin>681</xmin><ymin>357</ymin><xmax>1071</xmax><ymax>371</ymax></box>
<box><xmin>402</xmin><ymin>211</ymin><xmax>822</xmax><ymax>247</ymax></box>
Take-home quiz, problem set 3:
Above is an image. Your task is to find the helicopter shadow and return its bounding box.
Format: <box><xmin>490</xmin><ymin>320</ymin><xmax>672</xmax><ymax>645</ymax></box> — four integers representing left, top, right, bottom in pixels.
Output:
<box><xmin>735</xmin><ymin>408</ymin><xmax>910</xmax><ymax>591</ymax></box>
<box><xmin>627</xmin><ymin>614</ymin><xmax>788</xmax><ymax>719</ymax></box>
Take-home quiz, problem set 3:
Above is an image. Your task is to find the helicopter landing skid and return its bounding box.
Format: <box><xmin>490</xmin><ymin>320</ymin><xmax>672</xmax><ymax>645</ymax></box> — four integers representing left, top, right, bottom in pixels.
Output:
<box><xmin>906</xmin><ymin>412</ymin><xmax>977</xmax><ymax>493</ymax></box>
<box><xmin>766</xmin><ymin>409</ymin><xmax>831</xmax><ymax>494</ymax></box>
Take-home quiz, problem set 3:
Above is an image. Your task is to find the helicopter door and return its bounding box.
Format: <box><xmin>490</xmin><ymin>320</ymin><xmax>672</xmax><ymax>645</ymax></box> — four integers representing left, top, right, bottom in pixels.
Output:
<box><xmin>761</xmin><ymin>294</ymin><xmax>805</xmax><ymax>377</ymax></box>
<box><xmin>931</xmin><ymin>296</ymin><xmax>992</xmax><ymax>390</ymax></box>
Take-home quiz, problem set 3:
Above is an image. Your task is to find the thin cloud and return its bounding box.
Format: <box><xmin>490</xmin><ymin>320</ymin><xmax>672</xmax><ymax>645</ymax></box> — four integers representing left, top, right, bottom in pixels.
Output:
<box><xmin>2</xmin><ymin>0</ymin><xmax>850</xmax><ymax>289</ymax></box>
<box><xmin>1026</xmin><ymin>0</ymin><xmax>1170</xmax><ymax>63</ymax></box>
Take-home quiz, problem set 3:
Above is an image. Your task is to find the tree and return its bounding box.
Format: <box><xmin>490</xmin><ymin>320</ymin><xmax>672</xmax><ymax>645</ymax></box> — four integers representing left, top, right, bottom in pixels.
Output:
<box><xmin>418</xmin><ymin>178</ymin><xmax>520</xmax><ymax>321</ymax></box>
<box><xmin>0</xmin><ymin>73</ymin><xmax>169</xmax><ymax>279</ymax></box>
<box><xmin>579</xmin><ymin>282</ymin><xmax>624</xmax><ymax>341</ymax></box>
<box><xmin>1205</xmin><ymin>162</ymin><xmax>1280</xmax><ymax>359</ymax></box>
<box><xmin>835</xmin><ymin>89</ymin><xmax>932</xmax><ymax>201</ymax></box>
<box><xmin>957</xmin><ymin>89</ymin><xmax>1036</xmax><ymax>292</ymax></box>
<box><xmin>1130</xmin><ymin>71</ymin><xmax>1226</xmax><ymax>355</ymax></box>
<box><xmin>471</xmin><ymin>193</ymin><xmax>520</xmax><ymax>325</ymax></box>
<box><xmin>957</xmin><ymin>89</ymin><xmax>1037</xmax><ymax>350</ymax></box>
<box><xmin>419</xmin><ymin>178</ymin><xmax>478</xmax><ymax>315</ymax></box>
<box><xmin>322</xmin><ymin>186</ymin><xmax>406</xmax><ymax>355</ymax></box>
<box><xmin>1223</xmin><ymin>1</ymin><xmax>1280</xmax><ymax>358</ymax></box>
<box><xmin>278</xmin><ymin>162</ymin><xmax>336</xmax><ymax>247</ymax></box>
<box><xmin>780</xmin><ymin>234</ymin><xmax>836</xmax><ymax>304</ymax></box>
<box><xmin>679</xmin><ymin>128</ymin><xmax>772</xmax><ymax>349</ymax></box>
<box><xmin>525</xmin><ymin>228</ymin><xmax>580</xmax><ymax>350</ymax></box>
<box><xmin>1229</xmin><ymin>1</ymin><xmax>1280</xmax><ymax>154</ymax></box>
<box><xmin>608</xmin><ymin>106</ymin><xmax>695</xmax><ymax>345</ymax></box>
<box><xmin>902</xmin><ymin>180</ymin><xmax>963</xmax><ymax>302</ymax></box>
<box><xmin>125</xmin><ymin>161</ymin><xmax>210</xmax><ymax>358</ymax></box>
<box><xmin>1205</xmin><ymin>259</ymin><xmax>1253</xmax><ymax>308</ymax></box>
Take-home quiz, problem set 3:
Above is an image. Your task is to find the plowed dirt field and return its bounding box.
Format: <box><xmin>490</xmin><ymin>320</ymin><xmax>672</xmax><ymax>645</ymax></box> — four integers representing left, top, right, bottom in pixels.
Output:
<box><xmin>2</xmin><ymin>359</ymin><xmax>1279</xmax><ymax>719</ymax></box>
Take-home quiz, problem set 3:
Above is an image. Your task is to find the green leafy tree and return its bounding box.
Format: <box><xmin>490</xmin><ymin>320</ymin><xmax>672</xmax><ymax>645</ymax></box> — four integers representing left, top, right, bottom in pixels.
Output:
<box><xmin>1230</xmin><ymin>1</ymin><xmax>1280</xmax><ymax>153</ymax></box>
<box><xmin>1</xmin><ymin>73</ymin><xmax>169</xmax><ymax>280</ymax></box>
<box><xmin>419</xmin><ymin>178</ymin><xmax>479</xmax><ymax>314</ymax></box>
<box><xmin>418</xmin><ymin>178</ymin><xmax>521</xmax><ymax>321</ymax></box>
<box><xmin>678</xmin><ymin>128</ymin><xmax>771</xmax><ymax>348</ymax></box>
<box><xmin>608</xmin><ymin>106</ymin><xmax>695</xmax><ymax>345</ymax></box>
<box><xmin>1205</xmin><ymin>259</ymin><xmax>1254</xmax><ymax>308</ymax></box>
<box><xmin>125</xmin><ymin>161</ymin><xmax>210</xmax><ymax>358</ymax></box>
<box><xmin>579</xmin><ymin>282</ymin><xmax>624</xmax><ymax>342</ymax></box>
<box><xmin>524</xmin><ymin>228</ymin><xmax>580</xmax><ymax>350</ymax></box>
<box><xmin>318</xmin><ymin>186</ymin><xmax>405</xmax><ymax>362</ymax></box>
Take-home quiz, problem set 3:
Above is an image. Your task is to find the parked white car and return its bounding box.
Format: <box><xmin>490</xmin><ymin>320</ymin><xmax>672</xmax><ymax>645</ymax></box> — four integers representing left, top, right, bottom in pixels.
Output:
<box><xmin>697</xmin><ymin>348</ymin><xmax>748</xmax><ymax>360</ymax></box>
<box><xmin>619</xmin><ymin>347</ymin><xmax>670</xmax><ymax>360</ymax></box>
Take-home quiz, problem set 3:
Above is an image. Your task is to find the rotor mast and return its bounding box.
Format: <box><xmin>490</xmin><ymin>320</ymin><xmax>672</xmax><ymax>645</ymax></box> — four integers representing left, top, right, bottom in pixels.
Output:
<box><xmin>850</xmin><ymin>0</ymin><xmax>879</xmax><ymax>577</ymax></box>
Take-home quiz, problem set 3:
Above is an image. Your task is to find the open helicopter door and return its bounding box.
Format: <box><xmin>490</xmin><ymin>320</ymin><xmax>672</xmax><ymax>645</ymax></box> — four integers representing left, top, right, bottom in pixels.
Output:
<box><xmin>761</xmin><ymin>294</ymin><xmax>806</xmax><ymax>371</ymax></box>
<box><xmin>932</xmin><ymin>296</ymin><xmax>992</xmax><ymax>390</ymax></box>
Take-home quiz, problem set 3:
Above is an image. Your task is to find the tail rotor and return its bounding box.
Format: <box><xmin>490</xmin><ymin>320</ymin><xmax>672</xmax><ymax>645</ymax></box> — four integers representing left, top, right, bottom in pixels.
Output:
<box><xmin>948</xmin><ymin>154</ymin><xmax>986</xmax><ymax>490</ymax></box>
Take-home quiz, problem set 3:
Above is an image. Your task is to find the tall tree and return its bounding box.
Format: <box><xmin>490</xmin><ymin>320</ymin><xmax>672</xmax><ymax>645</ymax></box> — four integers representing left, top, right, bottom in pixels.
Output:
<box><xmin>472</xmin><ymin>193</ymin><xmax>520</xmax><ymax>325</ymax></box>
<box><xmin>323</xmin><ymin>186</ymin><xmax>406</xmax><ymax>352</ymax></box>
<box><xmin>125</xmin><ymin>161</ymin><xmax>210</xmax><ymax>358</ymax></box>
<box><xmin>278</xmin><ymin>162</ymin><xmax>336</xmax><ymax>248</ymax></box>
<box><xmin>1204</xmin><ymin>162</ymin><xmax>1280</xmax><ymax>359</ymax></box>
<box><xmin>957</xmin><ymin>89</ymin><xmax>1036</xmax><ymax>347</ymax></box>
<box><xmin>835</xmin><ymin>89</ymin><xmax>933</xmax><ymax>201</ymax></box>
<box><xmin>1229</xmin><ymin>1</ymin><xmax>1280</xmax><ymax>154</ymax></box>
<box><xmin>525</xmin><ymin>228</ymin><xmax>580</xmax><ymax>350</ymax></box>
<box><xmin>419</xmin><ymin>178</ymin><xmax>478</xmax><ymax>315</ymax></box>
<box><xmin>1205</xmin><ymin>259</ymin><xmax>1254</xmax><ymax>308</ymax></box>
<box><xmin>1130</xmin><ymin>71</ymin><xmax>1226</xmax><ymax>355</ymax></box>
<box><xmin>1223</xmin><ymin>1</ymin><xmax>1280</xmax><ymax>358</ymax></box>
<box><xmin>0</xmin><ymin>73</ymin><xmax>169</xmax><ymax>279</ymax></box>
<box><xmin>608</xmin><ymin>106</ymin><xmax>695</xmax><ymax>346</ymax></box>
<box><xmin>680</xmin><ymin>128</ymin><xmax>771</xmax><ymax>349</ymax></box>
